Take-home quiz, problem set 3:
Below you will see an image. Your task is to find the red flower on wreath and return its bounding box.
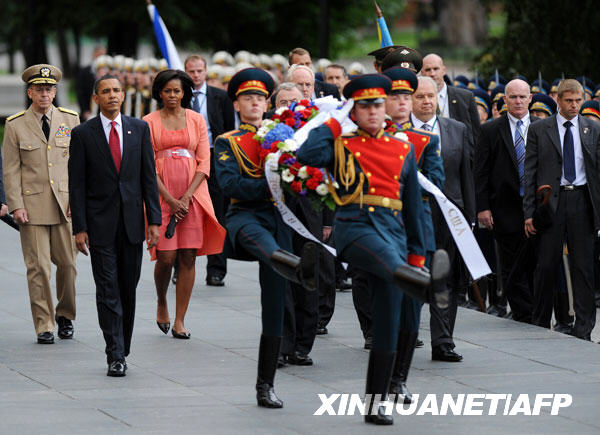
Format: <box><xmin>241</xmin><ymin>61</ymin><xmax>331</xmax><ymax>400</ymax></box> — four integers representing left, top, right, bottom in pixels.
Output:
<box><xmin>259</xmin><ymin>148</ymin><xmax>271</xmax><ymax>160</ymax></box>
<box><xmin>291</xmin><ymin>180</ymin><xmax>302</xmax><ymax>193</ymax></box>
<box><xmin>284</xmin><ymin>117</ymin><xmax>296</xmax><ymax>127</ymax></box>
<box><xmin>289</xmin><ymin>162</ymin><xmax>301</xmax><ymax>175</ymax></box>
<box><xmin>306</xmin><ymin>177</ymin><xmax>320</xmax><ymax>190</ymax></box>
<box><xmin>279</xmin><ymin>152</ymin><xmax>294</xmax><ymax>164</ymax></box>
<box><xmin>299</xmin><ymin>99</ymin><xmax>310</xmax><ymax>106</ymax></box>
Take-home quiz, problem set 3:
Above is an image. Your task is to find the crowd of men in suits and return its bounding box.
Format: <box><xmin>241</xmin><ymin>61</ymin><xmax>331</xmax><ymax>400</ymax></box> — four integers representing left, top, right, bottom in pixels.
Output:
<box><xmin>2</xmin><ymin>42</ymin><xmax>600</xmax><ymax>381</ymax></box>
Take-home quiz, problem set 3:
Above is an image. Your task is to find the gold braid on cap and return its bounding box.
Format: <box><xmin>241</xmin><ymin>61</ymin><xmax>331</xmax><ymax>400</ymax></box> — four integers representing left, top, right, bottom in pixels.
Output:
<box><xmin>228</xmin><ymin>136</ymin><xmax>264</xmax><ymax>178</ymax></box>
<box><xmin>325</xmin><ymin>136</ymin><xmax>364</xmax><ymax>207</ymax></box>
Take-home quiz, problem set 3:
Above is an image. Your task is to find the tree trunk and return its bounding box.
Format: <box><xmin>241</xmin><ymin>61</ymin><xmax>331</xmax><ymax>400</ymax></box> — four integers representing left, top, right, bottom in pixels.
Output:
<box><xmin>438</xmin><ymin>0</ymin><xmax>487</xmax><ymax>47</ymax></box>
<box><xmin>23</xmin><ymin>0</ymin><xmax>48</xmax><ymax>66</ymax></box>
<box><xmin>107</xmin><ymin>21</ymin><xmax>138</xmax><ymax>57</ymax></box>
<box><xmin>57</xmin><ymin>27</ymin><xmax>72</xmax><ymax>77</ymax></box>
<box><xmin>318</xmin><ymin>0</ymin><xmax>330</xmax><ymax>59</ymax></box>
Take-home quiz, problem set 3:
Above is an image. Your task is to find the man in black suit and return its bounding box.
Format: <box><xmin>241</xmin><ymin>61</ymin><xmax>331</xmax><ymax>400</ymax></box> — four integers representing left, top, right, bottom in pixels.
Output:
<box><xmin>287</xmin><ymin>48</ymin><xmax>340</xmax><ymax>100</ymax></box>
<box><xmin>411</xmin><ymin>76</ymin><xmax>475</xmax><ymax>362</ymax></box>
<box><xmin>475</xmin><ymin>79</ymin><xmax>537</xmax><ymax>323</ymax></box>
<box><xmin>68</xmin><ymin>75</ymin><xmax>161</xmax><ymax>376</ymax></box>
<box><xmin>421</xmin><ymin>54</ymin><xmax>481</xmax><ymax>154</ymax></box>
<box><xmin>524</xmin><ymin>79</ymin><xmax>600</xmax><ymax>340</ymax></box>
<box><xmin>185</xmin><ymin>55</ymin><xmax>236</xmax><ymax>286</ymax></box>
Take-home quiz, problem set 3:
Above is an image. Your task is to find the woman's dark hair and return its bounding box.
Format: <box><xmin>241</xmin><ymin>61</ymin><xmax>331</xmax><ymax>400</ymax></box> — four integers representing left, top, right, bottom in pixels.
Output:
<box><xmin>151</xmin><ymin>69</ymin><xmax>194</xmax><ymax>108</ymax></box>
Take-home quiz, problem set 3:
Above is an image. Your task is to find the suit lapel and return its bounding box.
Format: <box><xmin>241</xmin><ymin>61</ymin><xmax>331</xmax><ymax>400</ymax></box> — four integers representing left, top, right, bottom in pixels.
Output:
<box><xmin>205</xmin><ymin>86</ymin><xmax>215</xmax><ymax>127</ymax></box>
<box><xmin>500</xmin><ymin>115</ymin><xmax>518</xmax><ymax>168</ymax></box>
<box><xmin>120</xmin><ymin>116</ymin><xmax>132</xmax><ymax>172</ymax></box>
<box><xmin>24</xmin><ymin>107</ymin><xmax>47</xmax><ymax>144</ymax></box>
<box><xmin>438</xmin><ymin>117</ymin><xmax>451</xmax><ymax>158</ymax></box>
<box><xmin>447</xmin><ymin>87</ymin><xmax>458</xmax><ymax>118</ymax></box>
<box><xmin>546</xmin><ymin>115</ymin><xmax>562</xmax><ymax>157</ymax></box>
<box><xmin>91</xmin><ymin>116</ymin><xmax>118</xmax><ymax>176</ymax></box>
<box><xmin>579</xmin><ymin>115</ymin><xmax>596</xmax><ymax>165</ymax></box>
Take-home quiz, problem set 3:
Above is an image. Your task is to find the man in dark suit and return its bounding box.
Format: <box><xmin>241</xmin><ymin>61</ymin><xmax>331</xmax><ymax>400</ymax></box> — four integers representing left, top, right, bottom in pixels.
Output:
<box><xmin>185</xmin><ymin>55</ymin><xmax>236</xmax><ymax>286</ymax></box>
<box><xmin>421</xmin><ymin>54</ymin><xmax>481</xmax><ymax>154</ymax></box>
<box><xmin>524</xmin><ymin>79</ymin><xmax>600</xmax><ymax>340</ymax></box>
<box><xmin>287</xmin><ymin>48</ymin><xmax>341</xmax><ymax>100</ymax></box>
<box><xmin>411</xmin><ymin>76</ymin><xmax>475</xmax><ymax>362</ymax></box>
<box><xmin>475</xmin><ymin>79</ymin><xmax>537</xmax><ymax>323</ymax></box>
<box><xmin>68</xmin><ymin>74</ymin><xmax>161</xmax><ymax>376</ymax></box>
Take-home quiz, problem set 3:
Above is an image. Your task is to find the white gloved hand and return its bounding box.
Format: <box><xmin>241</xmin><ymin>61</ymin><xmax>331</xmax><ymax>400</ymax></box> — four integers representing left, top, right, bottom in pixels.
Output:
<box><xmin>331</xmin><ymin>99</ymin><xmax>354</xmax><ymax>124</ymax></box>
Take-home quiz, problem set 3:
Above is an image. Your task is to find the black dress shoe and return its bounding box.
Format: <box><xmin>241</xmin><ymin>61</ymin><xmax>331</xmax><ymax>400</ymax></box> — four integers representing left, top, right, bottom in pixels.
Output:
<box><xmin>316</xmin><ymin>325</ymin><xmax>328</xmax><ymax>335</ymax></box>
<box><xmin>487</xmin><ymin>304</ymin><xmax>507</xmax><ymax>317</ymax></box>
<box><xmin>415</xmin><ymin>338</ymin><xmax>424</xmax><ymax>348</ymax></box>
<box><xmin>465</xmin><ymin>300</ymin><xmax>482</xmax><ymax>311</ymax></box>
<box><xmin>364</xmin><ymin>336</ymin><xmax>373</xmax><ymax>350</ymax></box>
<box><xmin>37</xmin><ymin>331</ymin><xmax>54</xmax><ymax>344</ymax></box>
<box><xmin>287</xmin><ymin>352</ymin><xmax>313</xmax><ymax>366</ymax></box>
<box><xmin>107</xmin><ymin>360</ymin><xmax>126</xmax><ymax>377</ymax></box>
<box><xmin>553</xmin><ymin>322</ymin><xmax>573</xmax><ymax>334</ymax></box>
<box><xmin>55</xmin><ymin>315</ymin><xmax>74</xmax><ymax>339</ymax></box>
<box><xmin>432</xmin><ymin>346</ymin><xmax>463</xmax><ymax>362</ymax></box>
<box><xmin>172</xmin><ymin>329</ymin><xmax>191</xmax><ymax>339</ymax></box>
<box><xmin>277</xmin><ymin>355</ymin><xmax>288</xmax><ymax>368</ymax></box>
<box><xmin>336</xmin><ymin>278</ymin><xmax>352</xmax><ymax>291</ymax></box>
<box><xmin>206</xmin><ymin>274</ymin><xmax>225</xmax><ymax>286</ymax></box>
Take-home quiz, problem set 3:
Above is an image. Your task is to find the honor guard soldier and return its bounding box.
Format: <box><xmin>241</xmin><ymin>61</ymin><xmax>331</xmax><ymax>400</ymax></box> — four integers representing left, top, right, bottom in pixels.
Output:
<box><xmin>382</xmin><ymin>67</ymin><xmax>445</xmax><ymax>404</ymax></box>
<box><xmin>472</xmin><ymin>88</ymin><xmax>492</xmax><ymax>123</ymax></box>
<box><xmin>529</xmin><ymin>93</ymin><xmax>557</xmax><ymax>119</ymax></box>
<box><xmin>214</xmin><ymin>68</ymin><xmax>318</xmax><ymax>409</ymax></box>
<box><xmin>297</xmin><ymin>74</ymin><xmax>449</xmax><ymax>425</ymax></box>
<box><xmin>2</xmin><ymin>64</ymin><xmax>79</xmax><ymax>344</ymax></box>
<box><xmin>531</xmin><ymin>78</ymin><xmax>550</xmax><ymax>95</ymax></box>
<box><xmin>580</xmin><ymin>100</ymin><xmax>600</xmax><ymax>122</ymax></box>
<box><xmin>549</xmin><ymin>79</ymin><xmax>561</xmax><ymax>101</ymax></box>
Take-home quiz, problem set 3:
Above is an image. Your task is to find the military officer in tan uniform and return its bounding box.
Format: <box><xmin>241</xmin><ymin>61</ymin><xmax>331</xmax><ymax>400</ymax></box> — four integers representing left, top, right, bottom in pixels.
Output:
<box><xmin>2</xmin><ymin>64</ymin><xmax>79</xmax><ymax>344</ymax></box>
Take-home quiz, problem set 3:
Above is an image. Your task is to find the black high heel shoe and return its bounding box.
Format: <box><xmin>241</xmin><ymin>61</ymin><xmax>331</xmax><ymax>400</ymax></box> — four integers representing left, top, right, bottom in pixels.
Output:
<box><xmin>172</xmin><ymin>329</ymin><xmax>191</xmax><ymax>339</ymax></box>
<box><xmin>157</xmin><ymin>321</ymin><xmax>170</xmax><ymax>334</ymax></box>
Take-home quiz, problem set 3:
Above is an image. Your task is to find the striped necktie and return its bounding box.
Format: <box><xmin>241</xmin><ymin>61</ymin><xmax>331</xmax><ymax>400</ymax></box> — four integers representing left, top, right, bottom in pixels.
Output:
<box><xmin>514</xmin><ymin>119</ymin><xmax>525</xmax><ymax>196</ymax></box>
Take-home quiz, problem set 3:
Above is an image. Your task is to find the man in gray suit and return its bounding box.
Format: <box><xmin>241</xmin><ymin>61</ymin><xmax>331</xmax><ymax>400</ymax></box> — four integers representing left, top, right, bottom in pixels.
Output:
<box><xmin>524</xmin><ymin>79</ymin><xmax>600</xmax><ymax>340</ymax></box>
<box><xmin>411</xmin><ymin>76</ymin><xmax>476</xmax><ymax>361</ymax></box>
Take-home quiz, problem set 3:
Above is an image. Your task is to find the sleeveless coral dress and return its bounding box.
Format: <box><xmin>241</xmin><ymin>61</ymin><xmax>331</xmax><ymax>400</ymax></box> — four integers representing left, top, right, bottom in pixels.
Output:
<box><xmin>143</xmin><ymin>109</ymin><xmax>226</xmax><ymax>260</ymax></box>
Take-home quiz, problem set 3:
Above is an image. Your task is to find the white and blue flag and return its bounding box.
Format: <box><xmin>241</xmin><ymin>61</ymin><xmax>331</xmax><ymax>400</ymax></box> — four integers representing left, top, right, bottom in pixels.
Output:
<box><xmin>146</xmin><ymin>3</ymin><xmax>184</xmax><ymax>71</ymax></box>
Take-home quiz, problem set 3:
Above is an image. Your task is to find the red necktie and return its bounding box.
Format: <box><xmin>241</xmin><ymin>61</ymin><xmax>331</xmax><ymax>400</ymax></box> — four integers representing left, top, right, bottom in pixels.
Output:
<box><xmin>109</xmin><ymin>120</ymin><xmax>121</xmax><ymax>173</ymax></box>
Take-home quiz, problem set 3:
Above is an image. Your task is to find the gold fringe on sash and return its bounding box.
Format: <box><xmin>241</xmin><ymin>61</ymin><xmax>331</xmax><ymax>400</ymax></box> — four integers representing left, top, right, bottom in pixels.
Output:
<box><xmin>326</xmin><ymin>136</ymin><xmax>365</xmax><ymax>207</ymax></box>
<box><xmin>229</xmin><ymin>136</ymin><xmax>264</xmax><ymax>178</ymax></box>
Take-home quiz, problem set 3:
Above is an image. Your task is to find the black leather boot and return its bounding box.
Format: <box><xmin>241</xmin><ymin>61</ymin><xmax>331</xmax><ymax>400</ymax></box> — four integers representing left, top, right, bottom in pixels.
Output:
<box><xmin>389</xmin><ymin>330</ymin><xmax>418</xmax><ymax>404</ymax></box>
<box><xmin>364</xmin><ymin>349</ymin><xmax>396</xmax><ymax>425</ymax></box>
<box><xmin>394</xmin><ymin>249</ymin><xmax>450</xmax><ymax>308</ymax></box>
<box><xmin>256</xmin><ymin>334</ymin><xmax>283</xmax><ymax>408</ymax></box>
<box><xmin>270</xmin><ymin>242</ymin><xmax>318</xmax><ymax>291</ymax></box>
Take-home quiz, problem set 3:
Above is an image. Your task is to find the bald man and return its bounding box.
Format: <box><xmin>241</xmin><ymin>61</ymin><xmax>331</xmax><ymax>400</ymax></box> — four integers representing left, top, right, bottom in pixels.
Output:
<box><xmin>421</xmin><ymin>54</ymin><xmax>481</xmax><ymax>153</ymax></box>
<box><xmin>474</xmin><ymin>79</ymin><xmax>539</xmax><ymax>324</ymax></box>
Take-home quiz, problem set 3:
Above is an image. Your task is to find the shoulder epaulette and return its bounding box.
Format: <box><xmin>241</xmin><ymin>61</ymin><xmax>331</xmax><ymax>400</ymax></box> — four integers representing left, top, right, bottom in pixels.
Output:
<box><xmin>6</xmin><ymin>111</ymin><xmax>25</xmax><ymax>122</ymax></box>
<box><xmin>341</xmin><ymin>131</ymin><xmax>357</xmax><ymax>138</ymax></box>
<box><xmin>58</xmin><ymin>107</ymin><xmax>79</xmax><ymax>116</ymax></box>
<box><xmin>217</xmin><ymin>130</ymin><xmax>240</xmax><ymax>141</ymax></box>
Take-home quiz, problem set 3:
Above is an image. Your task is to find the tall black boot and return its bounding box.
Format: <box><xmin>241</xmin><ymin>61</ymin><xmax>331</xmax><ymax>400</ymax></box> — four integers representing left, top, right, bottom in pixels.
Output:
<box><xmin>394</xmin><ymin>249</ymin><xmax>450</xmax><ymax>308</ymax></box>
<box><xmin>270</xmin><ymin>242</ymin><xmax>318</xmax><ymax>291</ymax></box>
<box><xmin>256</xmin><ymin>334</ymin><xmax>283</xmax><ymax>408</ymax></box>
<box><xmin>364</xmin><ymin>349</ymin><xmax>396</xmax><ymax>425</ymax></box>
<box><xmin>389</xmin><ymin>330</ymin><xmax>417</xmax><ymax>404</ymax></box>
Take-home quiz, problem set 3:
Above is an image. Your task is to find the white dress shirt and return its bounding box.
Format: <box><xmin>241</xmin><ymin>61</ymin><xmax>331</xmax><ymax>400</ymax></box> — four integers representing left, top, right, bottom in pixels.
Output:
<box><xmin>192</xmin><ymin>81</ymin><xmax>213</xmax><ymax>146</ymax></box>
<box><xmin>556</xmin><ymin>112</ymin><xmax>586</xmax><ymax>186</ymax></box>
<box><xmin>507</xmin><ymin>112</ymin><xmax>530</xmax><ymax>143</ymax></box>
<box><xmin>438</xmin><ymin>83</ymin><xmax>450</xmax><ymax>118</ymax></box>
<box><xmin>411</xmin><ymin>113</ymin><xmax>441</xmax><ymax>150</ymax></box>
<box><xmin>99</xmin><ymin>112</ymin><xmax>124</xmax><ymax>155</ymax></box>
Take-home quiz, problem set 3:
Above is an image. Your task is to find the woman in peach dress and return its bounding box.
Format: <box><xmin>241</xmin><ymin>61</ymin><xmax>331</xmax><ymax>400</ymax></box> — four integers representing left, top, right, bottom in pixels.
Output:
<box><xmin>144</xmin><ymin>70</ymin><xmax>225</xmax><ymax>339</ymax></box>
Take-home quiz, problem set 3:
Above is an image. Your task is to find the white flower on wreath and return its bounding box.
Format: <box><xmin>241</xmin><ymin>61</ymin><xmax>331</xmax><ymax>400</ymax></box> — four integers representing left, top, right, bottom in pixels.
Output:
<box><xmin>281</xmin><ymin>168</ymin><xmax>295</xmax><ymax>183</ymax></box>
<box><xmin>316</xmin><ymin>183</ymin><xmax>329</xmax><ymax>196</ymax></box>
<box><xmin>257</xmin><ymin>127</ymin><xmax>269</xmax><ymax>138</ymax></box>
<box><xmin>275</xmin><ymin>106</ymin><xmax>288</xmax><ymax>116</ymax></box>
<box><xmin>298</xmin><ymin>166</ymin><xmax>310</xmax><ymax>179</ymax></box>
<box><xmin>281</xmin><ymin>139</ymin><xmax>298</xmax><ymax>152</ymax></box>
<box><xmin>394</xmin><ymin>132</ymin><xmax>409</xmax><ymax>142</ymax></box>
<box><xmin>295</xmin><ymin>105</ymin><xmax>306</xmax><ymax>111</ymax></box>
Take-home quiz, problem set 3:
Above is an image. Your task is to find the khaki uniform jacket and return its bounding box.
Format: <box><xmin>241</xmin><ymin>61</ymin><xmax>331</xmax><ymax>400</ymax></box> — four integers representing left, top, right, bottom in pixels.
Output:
<box><xmin>2</xmin><ymin>105</ymin><xmax>80</xmax><ymax>225</ymax></box>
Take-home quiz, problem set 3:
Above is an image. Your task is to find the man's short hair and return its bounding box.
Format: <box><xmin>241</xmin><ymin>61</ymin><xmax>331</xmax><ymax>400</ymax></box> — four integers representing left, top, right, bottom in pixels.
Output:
<box><xmin>325</xmin><ymin>64</ymin><xmax>347</xmax><ymax>77</ymax></box>
<box><xmin>286</xmin><ymin>64</ymin><xmax>314</xmax><ymax>82</ymax></box>
<box><xmin>288</xmin><ymin>47</ymin><xmax>310</xmax><ymax>66</ymax></box>
<box><xmin>275</xmin><ymin>81</ymin><xmax>303</xmax><ymax>94</ymax></box>
<box><xmin>557</xmin><ymin>79</ymin><xmax>584</xmax><ymax>99</ymax></box>
<box><xmin>94</xmin><ymin>74</ymin><xmax>123</xmax><ymax>94</ymax></box>
<box><xmin>184</xmin><ymin>54</ymin><xmax>207</xmax><ymax>70</ymax></box>
<box><xmin>417</xmin><ymin>75</ymin><xmax>439</xmax><ymax>93</ymax></box>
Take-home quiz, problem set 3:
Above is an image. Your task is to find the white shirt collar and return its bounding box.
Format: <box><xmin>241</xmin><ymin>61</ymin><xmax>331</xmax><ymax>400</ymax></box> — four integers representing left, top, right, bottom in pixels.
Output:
<box><xmin>557</xmin><ymin>111</ymin><xmax>578</xmax><ymax>128</ymax></box>
<box><xmin>100</xmin><ymin>111</ymin><xmax>122</xmax><ymax>128</ymax></box>
<box><xmin>411</xmin><ymin>113</ymin><xmax>436</xmax><ymax>129</ymax></box>
<box><xmin>439</xmin><ymin>83</ymin><xmax>448</xmax><ymax>98</ymax></box>
<box><xmin>507</xmin><ymin>111</ymin><xmax>530</xmax><ymax>125</ymax></box>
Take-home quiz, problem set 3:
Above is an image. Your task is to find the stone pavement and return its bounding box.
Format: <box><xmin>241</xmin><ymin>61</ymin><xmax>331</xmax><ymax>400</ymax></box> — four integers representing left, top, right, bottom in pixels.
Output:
<box><xmin>1</xmin><ymin>222</ymin><xmax>600</xmax><ymax>434</ymax></box>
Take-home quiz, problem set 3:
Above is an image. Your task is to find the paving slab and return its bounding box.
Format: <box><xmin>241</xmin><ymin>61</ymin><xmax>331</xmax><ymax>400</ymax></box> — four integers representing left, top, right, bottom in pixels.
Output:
<box><xmin>1</xmin><ymin>222</ymin><xmax>600</xmax><ymax>434</ymax></box>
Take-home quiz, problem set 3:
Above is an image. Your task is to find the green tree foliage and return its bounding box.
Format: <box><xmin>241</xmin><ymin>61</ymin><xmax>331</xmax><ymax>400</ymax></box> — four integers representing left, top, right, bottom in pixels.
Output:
<box><xmin>476</xmin><ymin>0</ymin><xmax>599</xmax><ymax>81</ymax></box>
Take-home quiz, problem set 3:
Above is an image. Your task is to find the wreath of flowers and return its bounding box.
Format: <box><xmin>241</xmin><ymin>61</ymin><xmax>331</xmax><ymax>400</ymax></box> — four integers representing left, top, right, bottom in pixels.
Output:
<box><xmin>254</xmin><ymin>99</ymin><xmax>336</xmax><ymax>211</ymax></box>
